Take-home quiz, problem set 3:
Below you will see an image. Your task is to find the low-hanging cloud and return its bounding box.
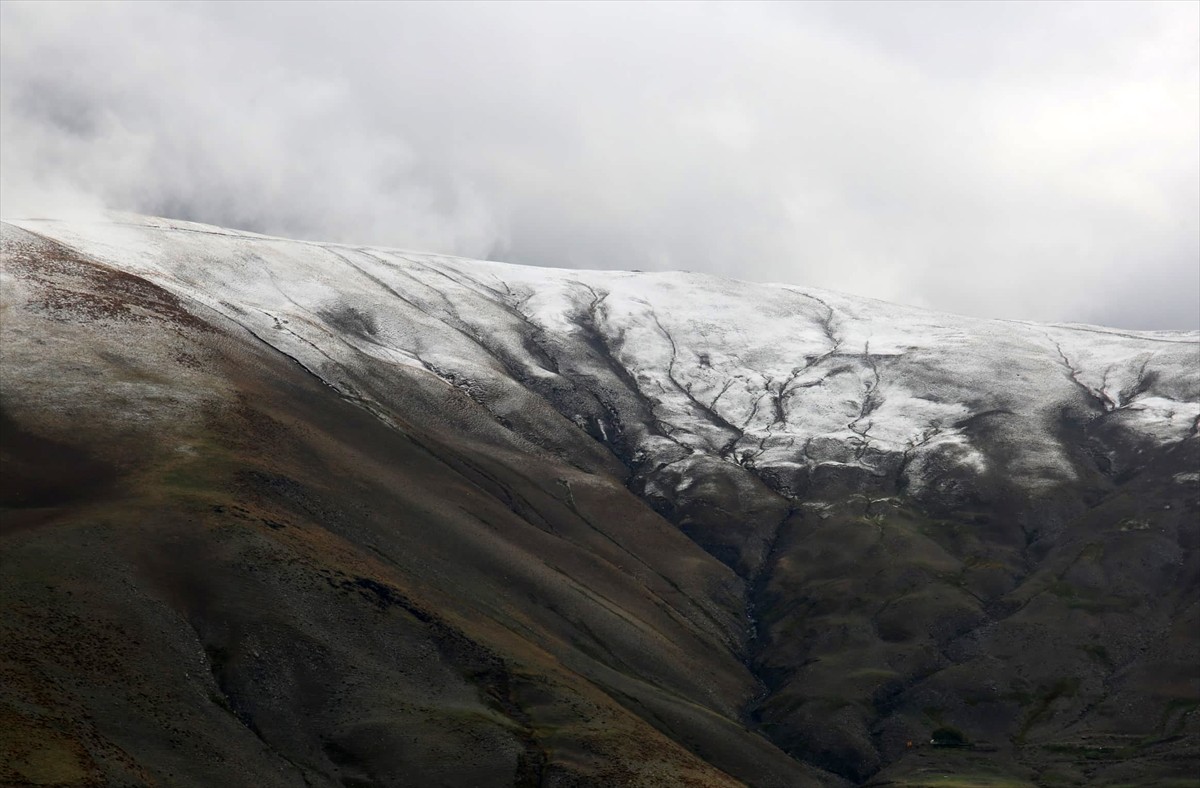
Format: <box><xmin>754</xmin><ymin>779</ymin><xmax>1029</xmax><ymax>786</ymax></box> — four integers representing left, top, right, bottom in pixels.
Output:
<box><xmin>2</xmin><ymin>0</ymin><xmax>1197</xmax><ymax>329</ymax></box>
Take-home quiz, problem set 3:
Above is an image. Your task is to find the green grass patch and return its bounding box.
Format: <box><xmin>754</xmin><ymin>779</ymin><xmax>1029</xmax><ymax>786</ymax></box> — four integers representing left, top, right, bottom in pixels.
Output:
<box><xmin>931</xmin><ymin>726</ymin><xmax>970</xmax><ymax>747</ymax></box>
<box><xmin>884</xmin><ymin>768</ymin><xmax>1034</xmax><ymax>788</ymax></box>
<box><xmin>1040</xmin><ymin>742</ymin><xmax>1123</xmax><ymax>761</ymax></box>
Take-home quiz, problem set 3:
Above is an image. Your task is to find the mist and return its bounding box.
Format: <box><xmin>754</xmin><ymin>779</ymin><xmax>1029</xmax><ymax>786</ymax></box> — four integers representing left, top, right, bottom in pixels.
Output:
<box><xmin>2</xmin><ymin>0</ymin><xmax>1197</xmax><ymax>329</ymax></box>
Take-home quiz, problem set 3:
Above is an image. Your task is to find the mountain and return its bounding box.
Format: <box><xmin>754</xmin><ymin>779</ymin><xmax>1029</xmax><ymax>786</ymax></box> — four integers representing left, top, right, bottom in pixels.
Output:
<box><xmin>2</xmin><ymin>215</ymin><xmax>1197</xmax><ymax>788</ymax></box>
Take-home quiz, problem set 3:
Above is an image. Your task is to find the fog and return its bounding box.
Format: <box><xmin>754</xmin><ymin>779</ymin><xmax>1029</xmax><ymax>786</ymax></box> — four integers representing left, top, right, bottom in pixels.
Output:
<box><xmin>2</xmin><ymin>1</ymin><xmax>1197</xmax><ymax>328</ymax></box>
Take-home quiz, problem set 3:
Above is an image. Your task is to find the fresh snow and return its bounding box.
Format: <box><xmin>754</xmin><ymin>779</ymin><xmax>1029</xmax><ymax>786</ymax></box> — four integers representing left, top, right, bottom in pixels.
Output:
<box><xmin>6</xmin><ymin>214</ymin><xmax>1198</xmax><ymax>494</ymax></box>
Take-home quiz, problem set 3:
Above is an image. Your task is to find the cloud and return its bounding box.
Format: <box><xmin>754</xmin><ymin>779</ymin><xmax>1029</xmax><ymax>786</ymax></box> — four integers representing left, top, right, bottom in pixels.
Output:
<box><xmin>2</xmin><ymin>0</ymin><xmax>1196</xmax><ymax>329</ymax></box>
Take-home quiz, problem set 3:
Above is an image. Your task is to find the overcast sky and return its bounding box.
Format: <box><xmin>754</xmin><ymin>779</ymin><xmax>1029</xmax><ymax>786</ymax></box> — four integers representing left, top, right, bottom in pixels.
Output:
<box><xmin>2</xmin><ymin>1</ymin><xmax>1197</xmax><ymax>329</ymax></box>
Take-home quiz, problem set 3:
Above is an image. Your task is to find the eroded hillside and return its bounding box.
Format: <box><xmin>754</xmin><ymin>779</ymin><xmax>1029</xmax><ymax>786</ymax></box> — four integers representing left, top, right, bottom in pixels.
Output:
<box><xmin>2</xmin><ymin>216</ymin><xmax>1198</xmax><ymax>787</ymax></box>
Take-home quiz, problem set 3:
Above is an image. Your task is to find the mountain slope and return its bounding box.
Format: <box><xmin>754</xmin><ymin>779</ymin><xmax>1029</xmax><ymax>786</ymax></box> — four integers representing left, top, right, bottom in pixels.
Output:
<box><xmin>2</xmin><ymin>215</ymin><xmax>1197</xmax><ymax>787</ymax></box>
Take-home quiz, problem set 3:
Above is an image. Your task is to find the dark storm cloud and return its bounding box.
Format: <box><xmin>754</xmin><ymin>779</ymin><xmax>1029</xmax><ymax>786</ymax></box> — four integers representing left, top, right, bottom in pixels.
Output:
<box><xmin>2</xmin><ymin>1</ymin><xmax>1197</xmax><ymax>329</ymax></box>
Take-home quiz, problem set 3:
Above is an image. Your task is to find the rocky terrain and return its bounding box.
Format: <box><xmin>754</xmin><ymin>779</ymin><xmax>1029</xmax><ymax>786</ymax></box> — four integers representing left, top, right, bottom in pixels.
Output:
<box><xmin>2</xmin><ymin>215</ymin><xmax>1198</xmax><ymax>787</ymax></box>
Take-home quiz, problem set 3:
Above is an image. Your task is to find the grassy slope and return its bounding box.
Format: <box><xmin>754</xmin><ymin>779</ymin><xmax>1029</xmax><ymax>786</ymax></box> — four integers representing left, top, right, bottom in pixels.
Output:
<box><xmin>0</xmin><ymin>230</ymin><xmax>833</xmax><ymax>787</ymax></box>
<box><xmin>1</xmin><ymin>227</ymin><xmax>1196</xmax><ymax>787</ymax></box>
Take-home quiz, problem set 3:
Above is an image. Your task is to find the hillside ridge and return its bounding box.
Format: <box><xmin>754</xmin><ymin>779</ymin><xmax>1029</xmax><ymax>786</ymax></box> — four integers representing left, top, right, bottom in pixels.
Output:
<box><xmin>2</xmin><ymin>215</ymin><xmax>1197</xmax><ymax>787</ymax></box>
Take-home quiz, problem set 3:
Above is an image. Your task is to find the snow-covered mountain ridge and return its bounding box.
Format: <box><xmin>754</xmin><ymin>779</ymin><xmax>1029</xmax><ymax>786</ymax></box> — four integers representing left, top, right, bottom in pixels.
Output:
<box><xmin>2</xmin><ymin>214</ymin><xmax>1198</xmax><ymax>787</ymax></box>
<box><xmin>8</xmin><ymin>216</ymin><xmax>1196</xmax><ymax>515</ymax></box>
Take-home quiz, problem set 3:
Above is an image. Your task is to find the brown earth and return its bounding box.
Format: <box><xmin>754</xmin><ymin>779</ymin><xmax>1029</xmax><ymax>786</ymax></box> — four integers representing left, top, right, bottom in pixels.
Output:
<box><xmin>1</xmin><ymin>227</ymin><xmax>1197</xmax><ymax>787</ymax></box>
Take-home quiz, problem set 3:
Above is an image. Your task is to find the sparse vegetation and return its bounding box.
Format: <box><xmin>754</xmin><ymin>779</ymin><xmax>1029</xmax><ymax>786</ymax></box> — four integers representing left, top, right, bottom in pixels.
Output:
<box><xmin>2</xmin><ymin>220</ymin><xmax>1197</xmax><ymax>786</ymax></box>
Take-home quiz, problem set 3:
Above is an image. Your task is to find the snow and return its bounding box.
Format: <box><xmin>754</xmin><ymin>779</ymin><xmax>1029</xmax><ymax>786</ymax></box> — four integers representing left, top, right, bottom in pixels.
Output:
<box><xmin>6</xmin><ymin>214</ymin><xmax>1197</xmax><ymax>496</ymax></box>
